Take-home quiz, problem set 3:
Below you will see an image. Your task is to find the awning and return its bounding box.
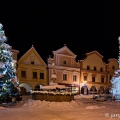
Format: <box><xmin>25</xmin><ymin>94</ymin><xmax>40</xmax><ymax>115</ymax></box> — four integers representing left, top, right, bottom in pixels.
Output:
<box><xmin>40</xmin><ymin>85</ymin><xmax>66</xmax><ymax>90</ymax></box>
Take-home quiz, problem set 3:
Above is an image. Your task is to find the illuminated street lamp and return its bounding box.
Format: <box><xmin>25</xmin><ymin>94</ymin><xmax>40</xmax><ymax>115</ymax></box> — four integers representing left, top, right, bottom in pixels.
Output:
<box><xmin>83</xmin><ymin>80</ymin><xmax>87</xmax><ymax>84</ymax></box>
<box><xmin>82</xmin><ymin>80</ymin><xmax>88</xmax><ymax>95</ymax></box>
<box><xmin>82</xmin><ymin>80</ymin><xmax>87</xmax><ymax>87</ymax></box>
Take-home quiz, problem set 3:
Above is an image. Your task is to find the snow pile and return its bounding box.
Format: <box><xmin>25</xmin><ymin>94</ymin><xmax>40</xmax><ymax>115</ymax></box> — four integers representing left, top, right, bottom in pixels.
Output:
<box><xmin>86</xmin><ymin>105</ymin><xmax>105</xmax><ymax>109</ymax></box>
<box><xmin>0</xmin><ymin>106</ymin><xmax>6</xmax><ymax>109</ymax></box>
<box><xmin>80</xmin><ymin>94</ymin><xmax>93</xmax><ymax>98</ymax></box>
<box><xmin>22</xmin><ymin>99</ymin><xmax>86</xmax><ymax>111</ymax></box>
<box><xmin>0</xmin><ymin>95</ymin><xmax>120</xmax><ymax>120</ymax></box>
<box><xmin>22</xmin><ymin>96</ymin><xmax>107</xmax><ymax>111</ymax></box>
<box><xmin>95</xmin><ymin>97</ymin><xmax>105</xmax><ymax>102</ymax></box>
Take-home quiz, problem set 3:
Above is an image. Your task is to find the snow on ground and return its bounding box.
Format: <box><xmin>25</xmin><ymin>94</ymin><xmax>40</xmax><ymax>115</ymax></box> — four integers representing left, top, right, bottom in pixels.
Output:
<box><xmin>0</xmin><ymin>95</ymin><xmax>120</xmax><ymax>120</ymax></box>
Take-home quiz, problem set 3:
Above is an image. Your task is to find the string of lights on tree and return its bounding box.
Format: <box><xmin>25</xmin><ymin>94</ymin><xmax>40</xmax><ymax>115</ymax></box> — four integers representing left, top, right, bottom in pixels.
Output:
<box><xmin>0</xmin><ymin>23</ymin><xmax>21</xmax><ymax>103</ymax></box>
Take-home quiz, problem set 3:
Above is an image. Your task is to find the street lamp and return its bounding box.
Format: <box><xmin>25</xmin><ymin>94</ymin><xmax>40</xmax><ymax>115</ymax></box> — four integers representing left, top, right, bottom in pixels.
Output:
<box><xmin>78</xmin><ymin>60</ymin><xmax>81</xmax><ymax>95</ymax></box>
<box><xmin>118</xmin><ymin>36</ymin><xmax>120</xmax><ymax>68</ymax></box>
<box><xmin>83</xmin><ymin>80</ymin><xmax>87</xmax><ymax>86</ymax></box>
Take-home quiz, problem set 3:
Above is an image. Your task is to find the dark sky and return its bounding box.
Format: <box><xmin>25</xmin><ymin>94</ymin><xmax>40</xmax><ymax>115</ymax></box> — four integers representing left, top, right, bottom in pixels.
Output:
<box><xmin>0</xmin><ymin>1</ymin><xmax>120</xmax><ymax>63</ymax></box>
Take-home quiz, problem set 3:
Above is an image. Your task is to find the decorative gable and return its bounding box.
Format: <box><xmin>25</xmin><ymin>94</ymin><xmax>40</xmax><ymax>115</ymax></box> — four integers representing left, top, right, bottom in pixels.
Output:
<box><xmin>23</xmin><ymin>53</ymin><xmax>42</xmax><ymax>65</ymax></box>
<box><xmin>57</xmin><ymin>49</ymin><xmax>74</xmax><ymax>56</ymax></box>
<box><xmin>53</xmin><ymin>45</ymin><xmax>77</xmax><ymax>57</ymax></box>
<box><xmin>81</xmin><ymin>51</ymin><xmax>107</xmax><ymax>68</ymax></box>
<box><xmin>86</xmin><ymin>51</ymin><xmax>103</xmax><ymax>59</ymax></box>
<box><xmin>18</xmin><ymin>45</ymin><xmax>46</xmax><ymax>66</ymax></box>
<box><xmin>108</xmin><ymin>58</ymin><xmax>118</xmax><ymax>70</ymax></box>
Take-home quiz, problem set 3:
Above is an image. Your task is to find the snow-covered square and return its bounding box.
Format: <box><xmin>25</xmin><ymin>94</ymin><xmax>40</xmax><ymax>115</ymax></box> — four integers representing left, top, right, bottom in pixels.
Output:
<box><xmin>0</xmin><ymin>95</ymin><xmax>120</xmax><ymax>120</ymax></box>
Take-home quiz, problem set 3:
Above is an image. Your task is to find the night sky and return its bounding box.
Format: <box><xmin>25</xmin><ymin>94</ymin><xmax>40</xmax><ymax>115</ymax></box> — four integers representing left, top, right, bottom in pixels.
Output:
<box><xmin>0</xmin><ymin>1</ymin><xmax>120</xmax><ymax>63</ymax></box>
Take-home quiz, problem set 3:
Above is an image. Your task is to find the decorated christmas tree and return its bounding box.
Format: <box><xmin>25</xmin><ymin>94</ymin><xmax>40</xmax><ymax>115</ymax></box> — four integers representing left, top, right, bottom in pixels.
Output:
<box><xmin>0</xmin><ymin>23</ymin><xmax>21</xmax><ymax>103</ymax></box>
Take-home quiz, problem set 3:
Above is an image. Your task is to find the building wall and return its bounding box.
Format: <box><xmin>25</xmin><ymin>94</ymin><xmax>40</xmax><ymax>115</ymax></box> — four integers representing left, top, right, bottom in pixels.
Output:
<box><xmin>16</xmin><ymin>45</ymin><xmax>118</xmax><ymax>94</ymax></box>
<box><xmin>23</xmin><ymin>53</ymin><xmax>41</xmax><ymax>64</ymax></box>
<box><xmin>11</xmin><ymin>49</ymin><xmax>19</xmax><ymax>61</ymax></box>
<box><xmin>82</xmin><ymin>54</ymin><xmax>106</xmax><ymax>71</ymax></box>
<box><xmin>48</xmin><ymin>48</ymin><xmax>118</xmax><ymax>94</ymax></box>
<box><xmin>107</xmin><ymin>59</ymin><xmax>119</xmax><ymax>91</ymax></box>
<box><xmin>48</xmin><ymin>46</ymin><xmax>80</xmax><ymax>87</ymax></box>
<box><xmin>79</xmin><ymin>52</ymin><xmax>108</xmax><ymax>93</ymax></box>
<box><xmin>17</xmin><ymin>46</ymin><xmax>48</xmax><ymax>93</ymax></box>
<box><xmin>12</xmin><ymin>52</ymin><xmax>18</xmax><ymax>61</ymax></box>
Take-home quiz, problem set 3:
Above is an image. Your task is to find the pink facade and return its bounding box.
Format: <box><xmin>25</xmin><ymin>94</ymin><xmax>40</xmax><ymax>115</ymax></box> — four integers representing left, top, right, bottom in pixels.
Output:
<box><xmin>48</xmin><ymin>45</ymin><xmax>80</xmax><ymax>93</ymax></box>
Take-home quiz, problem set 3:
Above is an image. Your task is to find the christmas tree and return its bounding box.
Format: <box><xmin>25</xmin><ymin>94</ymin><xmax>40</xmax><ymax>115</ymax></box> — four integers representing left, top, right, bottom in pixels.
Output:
<box><xmin>0</xmin><ymin>23</ymin><xmax>21</xmax><ymax>103</ymax></box>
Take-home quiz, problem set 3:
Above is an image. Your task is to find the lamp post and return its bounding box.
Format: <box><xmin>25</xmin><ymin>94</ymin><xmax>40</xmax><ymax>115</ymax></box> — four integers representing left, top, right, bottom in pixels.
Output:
<box><xmin>78</xmin><ymin>60</ymin><xmax>81</xmax><ymax>95</ymax></box>
<box><xmin>118</xmin><ymin>36</ymin><xmax>120</xmax><ymax>68</ymax></box>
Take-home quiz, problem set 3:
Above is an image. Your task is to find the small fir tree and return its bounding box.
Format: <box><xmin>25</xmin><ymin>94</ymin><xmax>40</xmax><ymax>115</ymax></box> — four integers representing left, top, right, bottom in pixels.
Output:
<box><xmin>0</xmin><ymin>23</ymin><xmax>21</xmax><ymax>103</ymax></box>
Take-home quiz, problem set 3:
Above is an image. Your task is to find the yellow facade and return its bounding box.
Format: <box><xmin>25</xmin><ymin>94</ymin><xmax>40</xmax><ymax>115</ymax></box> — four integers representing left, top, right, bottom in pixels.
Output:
<box><xmin>79</xmin><ymin>51</ymin><xmax>118</xmax><ymax>94</ymax></box>
<box><xmin>17</xmin><ymin>46</ymin><xmax>48</xmax><ymax>94</ymax></box>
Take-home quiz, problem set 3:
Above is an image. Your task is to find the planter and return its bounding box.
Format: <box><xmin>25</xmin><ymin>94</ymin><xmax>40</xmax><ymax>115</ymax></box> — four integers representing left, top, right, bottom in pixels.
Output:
<box><xmin>32</xmin><ymin>93</ymin><xmax>74</xmax><ymax>102</ymax></box>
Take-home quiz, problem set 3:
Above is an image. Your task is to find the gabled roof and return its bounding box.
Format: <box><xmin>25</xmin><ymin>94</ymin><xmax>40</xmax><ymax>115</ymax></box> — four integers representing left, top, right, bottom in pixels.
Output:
<box><xmin>80</xmin><ymin>51</ymin><xmax>105</xmax><ymax>65</ymax></box>
<box><xmin>53</xmin><ymin>45</ymin><xmax>77</xmax><ymax>57</ymax></box>
<box><xmin>11</xmin><ymin>48</ymin><xmax>19</xmax><ymax>53</ymax></box>
<box><xmin>108</xmin><ymin>58</ymin><xmax>118</xmax><ymax>62</ymax></box>
<box><xmin>18</xmin><ymin>45</ymin><xmax>46</xmax><ymax>66</ymax></box>
<box><xmin>86</xmin><ymin>51</ymin><xmax>103</xmax><ymax>59</ymax></box>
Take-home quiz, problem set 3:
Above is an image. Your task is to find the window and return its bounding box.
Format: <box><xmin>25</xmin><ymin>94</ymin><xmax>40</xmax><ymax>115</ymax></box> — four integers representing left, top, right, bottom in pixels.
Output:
<box><xmin>100</xmin><ymin>67</ymin><xmax>103</xmax><ymax>72</ymax></box>
<box><xmin>110</xmin><ymin>75</ymin><xmax>112</xmax><ymax>81</ymax></box>
<box><xmin>40</xmin><ymin>73</ymin><xmax>44</xmax><ymax>79</ymax></box>
<box><xmin>87</xmin><ymin>66</ymin><xmax>90</xmax><ymax>70</ymax></box>
<box><xmin>101</xmin><ymin>77</ymin><xmax>104</xmax><ymax>83</ymax></box>
<box><xmin>31</xmin><ymin>61</ymin><xmax>34</xmax><ymax>64</ymax></box>
<box><xmin>33</xmin><ymin>72</ymin><xmax>37</xmax><ymax>78</ymax></box>
<box><xmin>94</xmin><ymin>67</ymin><xmax>97</xmax><ymax>71</ymax></box>
<box><xmin>112</xmin><ymin>66</ymin><xmax>115</xmax><ymax>69</ymax></box>
<box><xmin>92</xmin><ymin>77</ymin><xmax>95</xmax><ymax>82</ymax></box>
<box><xmin>63</xmin><ymin>60</ymin><xmax>66</xmax><ymax>64</ymax></box>
<box><xmin>90</xmin><ymin>86</ymin><xmax>97</xmax><ymax>93</ymax></box>
<box><xmin>84</xmin><ymin>76</ymin><xmax>87</xmax><ymax>81</ymax></box>
<box><xmin>73</xmin><ymin>75</ymin><xmax>77</xmax><ymax>81</ymax></box>
<box><xmin>21</xmin><ymin>71</ymin><xmax>26</xmax><ymax>78</ymax></box>
<box><xmin>63</xmin><ymin>74</ymin><xmax>67</xmax><ymax>81</ymax></box>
